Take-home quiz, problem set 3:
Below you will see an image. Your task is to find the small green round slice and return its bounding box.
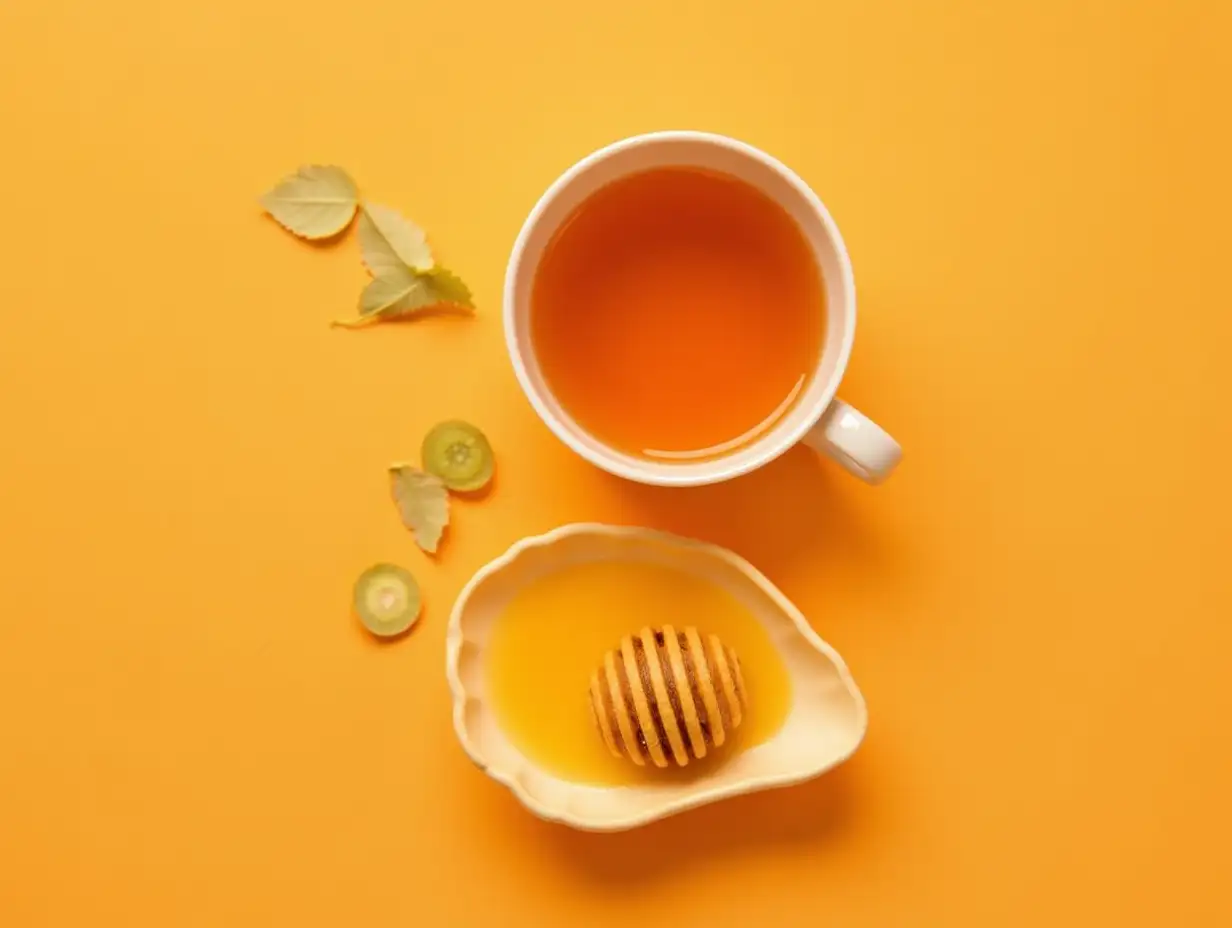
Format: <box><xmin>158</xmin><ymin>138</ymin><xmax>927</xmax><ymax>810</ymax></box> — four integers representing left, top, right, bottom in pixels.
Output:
<box><xmin>421</xmin><ymin>420</ymin><xmax>495</xmax><ymax>492</ymax></box>
<box><xmin>353</xmin><ymin>563</ymin><xmax>421</xmax><ymax>639</ymax></box>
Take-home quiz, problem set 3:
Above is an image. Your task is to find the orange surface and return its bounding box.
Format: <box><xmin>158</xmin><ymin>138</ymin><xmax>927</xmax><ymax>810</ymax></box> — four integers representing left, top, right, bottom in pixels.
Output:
<box><xmin>0</xmin><ymin>1</ymin><xmax>1229</xmax><ymax>925</ymax></box>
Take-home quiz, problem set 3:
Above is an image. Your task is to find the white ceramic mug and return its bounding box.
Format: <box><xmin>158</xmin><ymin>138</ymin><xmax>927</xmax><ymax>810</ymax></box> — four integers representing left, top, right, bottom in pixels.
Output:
<box><xmin>503</xmin><ymin>130</ymin><xmax>902</xmax><ymax>488</ymax></box>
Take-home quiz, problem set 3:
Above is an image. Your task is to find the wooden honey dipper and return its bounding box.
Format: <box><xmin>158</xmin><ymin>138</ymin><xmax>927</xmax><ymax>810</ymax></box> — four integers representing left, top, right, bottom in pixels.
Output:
<box><xmin>588</xmin><ymin>625</ymin><xmax>748</xmax><ymax>768</ymax></box>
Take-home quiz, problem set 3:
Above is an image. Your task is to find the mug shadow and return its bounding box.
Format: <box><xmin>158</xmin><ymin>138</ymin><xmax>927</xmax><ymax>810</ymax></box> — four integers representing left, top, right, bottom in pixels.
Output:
<box><xmin>591</xmin><ymin>443</ymin><xmax>903</xmax><ymax>618</ymax></box>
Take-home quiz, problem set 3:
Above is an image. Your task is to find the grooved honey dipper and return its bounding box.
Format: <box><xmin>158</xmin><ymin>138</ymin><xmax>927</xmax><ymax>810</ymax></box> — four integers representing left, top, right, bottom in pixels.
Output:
<box><xmin>588</xmin><ymin>626</ymin><xmax>748</xmax><ymax>768</ymax></box>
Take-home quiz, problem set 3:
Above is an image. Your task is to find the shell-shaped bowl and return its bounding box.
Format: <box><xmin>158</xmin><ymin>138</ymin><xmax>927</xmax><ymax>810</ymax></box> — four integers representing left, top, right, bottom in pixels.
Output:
<box><xmin>446</xmin><ymin>523</ymin><xmax>868</xmax><ymax>831</ymax></box>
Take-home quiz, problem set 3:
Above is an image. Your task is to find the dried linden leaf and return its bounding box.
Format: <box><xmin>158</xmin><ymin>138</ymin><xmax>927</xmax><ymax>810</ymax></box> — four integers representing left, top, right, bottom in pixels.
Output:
<box><xmin>359</xmin><ymin>203</ymin><xmax>433</xmax><ymax>275</ymax></box>
<box><xmin>419</xmin><ymin>267</ymin><xmax>474</xmax><ymax>308</ymax></box>
<box><xmin>333</xmin><ymin>265</ymin><xmax>475</xmax><ymax>328</ymax></box>
<box><xmin>389</xmin><ymin>465</ymin><xmax>449</xmax><ymax>554</ymax></box>
<box><xmin>260</xmin><ymin>165</ymin><xmax>359</xmax><ymax>239</ymax></box>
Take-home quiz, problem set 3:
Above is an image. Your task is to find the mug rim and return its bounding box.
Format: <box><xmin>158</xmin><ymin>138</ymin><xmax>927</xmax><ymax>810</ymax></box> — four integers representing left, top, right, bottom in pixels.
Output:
<box><xmin>502</xmin><ymin>129</ymin><xmax>857</xmax><ymax>487</ymax></box>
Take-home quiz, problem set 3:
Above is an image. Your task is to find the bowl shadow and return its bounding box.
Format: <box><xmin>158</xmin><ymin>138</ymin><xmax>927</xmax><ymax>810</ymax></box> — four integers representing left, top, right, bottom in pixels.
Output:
<box><xmin>481</xmin><ymin>755</ymin><xmax>867</xmax><ymax>889</ymax></box>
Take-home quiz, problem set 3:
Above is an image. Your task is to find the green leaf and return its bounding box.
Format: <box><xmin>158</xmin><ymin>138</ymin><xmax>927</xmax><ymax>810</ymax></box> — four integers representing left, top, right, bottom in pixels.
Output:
<box><xmin>358</xmin><ymin>203</ymin><xmax>433</xmax><ymax>275</ymax></box>
<box><xmin>259</xmin><ymin>165</ymin><xmax>359</xmax><ymax>239</ymax></box>
<box><xmin>332</xmin><ymin>265</ymin><xmax>475</xmax><ymax>328</ymax></box>
<box><xmin>389</xmin><ymin>465</ymin><xmax>449</xmax><ymax>554</ymax></box>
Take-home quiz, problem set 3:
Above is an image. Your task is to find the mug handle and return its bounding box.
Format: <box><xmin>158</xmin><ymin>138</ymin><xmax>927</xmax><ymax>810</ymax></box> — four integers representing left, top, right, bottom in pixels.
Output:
<box><xmin>801</xmin><ymin>400</ymin><xmax>902</xmax><ymax>485</ymax></box>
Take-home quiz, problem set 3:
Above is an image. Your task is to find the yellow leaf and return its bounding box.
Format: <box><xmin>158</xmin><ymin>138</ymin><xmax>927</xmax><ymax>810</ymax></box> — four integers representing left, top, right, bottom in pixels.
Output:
<box><xmin>259</xmin><ymin>165</ymin><xmax>358</xmax><ymax>239</ymax></box>
<box><xmin>359</xmin><ymin>203</ymin><xmax>433</xmax><ymax>275</ymax></box>
<box><xmin>389</xmin><ymin>465</ymin><xmax>449</xmax><ymax>553</ymax></box>
<box><xmin>419</xmin><ymin>267</ymin><xmax>474</xmax><ymax>309</ymax></box>
<box><xmin>332</xmin><ymin>265</ymin><xmax>475</xmax><ymax>328</ymax></box>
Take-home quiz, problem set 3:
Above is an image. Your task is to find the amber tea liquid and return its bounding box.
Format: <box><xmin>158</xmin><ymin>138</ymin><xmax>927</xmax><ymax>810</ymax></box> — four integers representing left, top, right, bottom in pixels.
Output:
<box><xmin>530</xmin><ymin>166</ymin><xmax>825</xmax><ymax>461</ymax></box>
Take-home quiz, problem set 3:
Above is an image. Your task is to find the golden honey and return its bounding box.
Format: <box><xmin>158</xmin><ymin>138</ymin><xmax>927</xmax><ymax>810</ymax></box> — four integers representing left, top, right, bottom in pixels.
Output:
<box><xmin>484</xmin><ymin>559</ymin><xmax>793</xmax><ymax>786</ymax></box>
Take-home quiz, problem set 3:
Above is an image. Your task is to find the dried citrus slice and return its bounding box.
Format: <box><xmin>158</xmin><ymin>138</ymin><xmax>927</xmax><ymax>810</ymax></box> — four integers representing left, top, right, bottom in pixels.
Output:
<box><xmin>421</xmin><ymin>420</ymin><xmax>494</xmax><ymax>492</ymax></box>
<box><xmin>352</xmin><ymin>563</ymin><xmax>421</xmax><ymax>639</ymax></box>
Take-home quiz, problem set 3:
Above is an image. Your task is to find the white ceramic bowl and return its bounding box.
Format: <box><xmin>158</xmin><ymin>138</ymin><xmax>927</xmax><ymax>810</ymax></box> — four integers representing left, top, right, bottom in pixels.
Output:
<box><xmin>446</xmin><ymin>524</ymin><xmax>868</xmax><ymax>831</ymax></box>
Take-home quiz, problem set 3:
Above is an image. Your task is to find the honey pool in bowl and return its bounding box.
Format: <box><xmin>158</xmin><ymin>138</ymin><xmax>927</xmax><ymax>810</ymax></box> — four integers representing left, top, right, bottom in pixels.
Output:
<box><xmin>485</xmin><ymin>559</ymin><xmax>792</xmax><ymax>786</ymax></box>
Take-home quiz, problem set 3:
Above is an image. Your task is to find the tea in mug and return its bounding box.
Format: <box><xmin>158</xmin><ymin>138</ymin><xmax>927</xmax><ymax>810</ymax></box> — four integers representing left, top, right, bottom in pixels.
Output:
<box><xmin>530</xmin><ymin>166</ymin><xmax>825</xmax><ymax>461</ymax></box>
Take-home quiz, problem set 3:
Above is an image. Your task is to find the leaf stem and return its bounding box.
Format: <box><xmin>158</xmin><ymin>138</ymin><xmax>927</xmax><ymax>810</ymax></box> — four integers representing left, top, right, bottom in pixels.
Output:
<box><xmin>329</xmin><ymin>316</ymin><xmax>381</xmax><ymax>329</ymax></box>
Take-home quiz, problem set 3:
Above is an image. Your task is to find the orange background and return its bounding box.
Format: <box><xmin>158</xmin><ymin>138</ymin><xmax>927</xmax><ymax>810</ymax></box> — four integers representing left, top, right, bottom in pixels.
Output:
<box><xmin>1</xmin><ymin>1</ymin><xmax>1229</xmax><ymax>924</ymax></box>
